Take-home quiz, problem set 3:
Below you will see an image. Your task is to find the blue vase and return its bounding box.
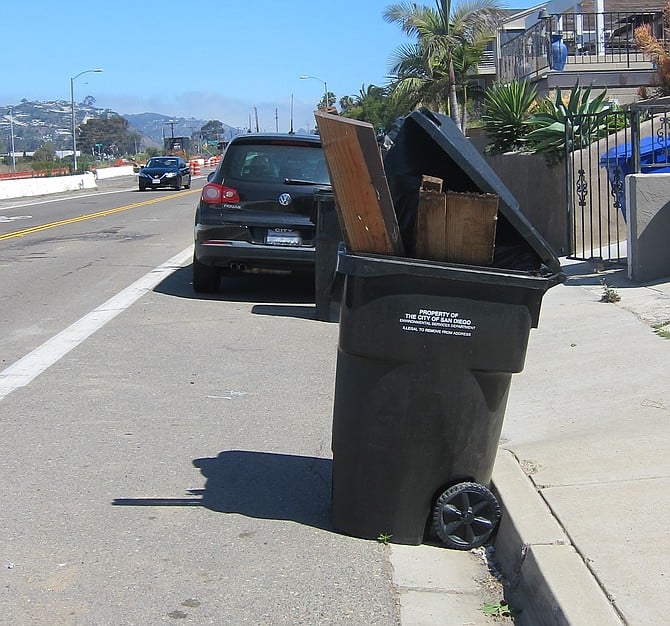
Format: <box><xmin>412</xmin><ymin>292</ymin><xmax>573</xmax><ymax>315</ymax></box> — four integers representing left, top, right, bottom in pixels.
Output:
<box><xmin>550</xmin><ymin>34</ymin><xmax>567</xmax><ymax>70</ymax></box>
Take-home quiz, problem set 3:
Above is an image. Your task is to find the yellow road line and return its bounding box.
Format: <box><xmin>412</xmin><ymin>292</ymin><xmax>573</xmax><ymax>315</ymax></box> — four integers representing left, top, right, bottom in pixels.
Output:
<box><xmin>0</xmin><ymin>189</ymin><xmax>198</xmax><ymax>242</ymax></box>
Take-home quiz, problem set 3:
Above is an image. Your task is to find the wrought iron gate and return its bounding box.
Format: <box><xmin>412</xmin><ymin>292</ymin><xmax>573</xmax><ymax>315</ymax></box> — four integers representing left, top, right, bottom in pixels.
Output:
<box><xmin>565</xmin><ymin>109</ymin><xmax>630</xmax><ymax>263</ymax></box>
<box><xmin>566</xmin><ymin>104</ymin><xmax>670</xmax><ymax>263</ymax></box>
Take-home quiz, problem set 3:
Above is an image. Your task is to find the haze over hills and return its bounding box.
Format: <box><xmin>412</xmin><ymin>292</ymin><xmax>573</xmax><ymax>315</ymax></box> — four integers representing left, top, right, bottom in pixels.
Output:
<box><xmin>0</xmin><ymin>99</ymin><xmax>239</xmax><ymax>153</ymax></box>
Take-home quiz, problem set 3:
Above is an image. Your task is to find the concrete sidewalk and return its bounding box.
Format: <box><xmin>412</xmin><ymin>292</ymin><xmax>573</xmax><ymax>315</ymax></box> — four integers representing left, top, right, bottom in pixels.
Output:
<box><xmin>490</xmin><ymin>260</ymin><xmax>670</xmax><ymax>625</ymax></box>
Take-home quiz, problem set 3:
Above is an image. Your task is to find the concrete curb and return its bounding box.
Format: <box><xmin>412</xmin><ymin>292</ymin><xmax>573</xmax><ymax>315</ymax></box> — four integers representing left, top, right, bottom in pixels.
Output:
<box><xmin>491</xmin><ymin>449</ymin><xmax>623</xmax><ymax>625</ymax></box>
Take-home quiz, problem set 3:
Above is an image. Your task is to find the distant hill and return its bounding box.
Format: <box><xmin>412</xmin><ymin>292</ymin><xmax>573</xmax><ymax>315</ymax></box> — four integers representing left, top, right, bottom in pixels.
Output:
<box><xmin>0</xmin><ymin>99</ymin><xmax>237</xmax><ymax>153</ymax></box>
<box><xmin>123</xmin><ymin>113</ymin><xmax>238</xmax><ymax>146</ymax></box>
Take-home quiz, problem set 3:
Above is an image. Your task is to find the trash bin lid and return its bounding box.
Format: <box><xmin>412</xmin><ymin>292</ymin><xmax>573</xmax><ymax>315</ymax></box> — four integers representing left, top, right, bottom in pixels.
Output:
<box><xmin>599</xmin><ymin>135</ymin><xmax>670</xmax><ymax>167</ymax></box>
<box><xmin>384</xmin><ymin>108</ymin><xmax>562</xmax><ymax>276</ymax></box>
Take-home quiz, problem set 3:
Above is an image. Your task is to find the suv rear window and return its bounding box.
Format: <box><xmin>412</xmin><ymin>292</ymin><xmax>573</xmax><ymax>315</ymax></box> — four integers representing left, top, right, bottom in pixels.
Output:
<box><xmin>222</xmin><ymin>143</ymin><xmax>329</xmax><ymax>185</ymax></box>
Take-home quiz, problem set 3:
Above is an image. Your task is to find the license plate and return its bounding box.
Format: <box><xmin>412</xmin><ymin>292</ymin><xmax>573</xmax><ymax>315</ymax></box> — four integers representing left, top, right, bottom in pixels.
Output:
<box><xmin>152</xmin><ymin>179</ymin><xmax>161</xmax><ymax>184</ymax></box>
<box><xmin>265</xmin><ymin>229</ymin><xmax>301</xmax><ymax>246</ymax></box>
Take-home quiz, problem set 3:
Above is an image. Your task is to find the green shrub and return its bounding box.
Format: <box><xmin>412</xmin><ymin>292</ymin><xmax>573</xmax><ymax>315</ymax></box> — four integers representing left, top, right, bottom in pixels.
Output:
<box><xmin>482</xmin><ymin>79</ymin><xmax>537</xmax><ymax>155</ymax></box>
<box><xmin>526</xmin><ymin>82</ymin><xmax>610</xmax><ymax>162</ymax></box>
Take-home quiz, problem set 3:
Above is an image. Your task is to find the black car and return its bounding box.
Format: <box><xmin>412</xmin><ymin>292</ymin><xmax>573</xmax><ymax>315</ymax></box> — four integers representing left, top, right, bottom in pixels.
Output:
<box><xmin>138</xmin><ymin>156</ymin><xmax>192</xmax><ymax>191</ymax></box>
<box><xmin>192</xmin><ymin>133</ymin><xmax>331</xmax><ymax>292</ymax></box>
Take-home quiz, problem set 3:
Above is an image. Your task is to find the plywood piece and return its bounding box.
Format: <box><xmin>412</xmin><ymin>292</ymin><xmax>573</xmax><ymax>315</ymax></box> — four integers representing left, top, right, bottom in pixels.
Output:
<box><xmin>445</xmin><ymin>191</ymin><xmax>498</xmax><ymax>265</ymax></box>
<box><xmin>315</xmin><ymin>112</ymin><xmax>404</xmax><ymax>256</ymax></box>
<box><xmin>415</xmin><ymin>190</ymin><xmax>447</xmax><ymax>260</ymax></box>
<box><xmin>415</xmin><ymin>190</ymin><xmax>498</xmax><ymax>265</ymax></box>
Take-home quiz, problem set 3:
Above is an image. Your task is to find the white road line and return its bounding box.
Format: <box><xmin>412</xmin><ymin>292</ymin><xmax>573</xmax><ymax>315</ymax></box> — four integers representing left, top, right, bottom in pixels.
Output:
<box><xmin>0</xmin><ymin>215</ymin><xmax>32</xmax><ymax>222</ymax></box>
<box><xmin>0</xmin><ymin>246</ymin><xmax>193</xmax><ymax>402</ymax></box>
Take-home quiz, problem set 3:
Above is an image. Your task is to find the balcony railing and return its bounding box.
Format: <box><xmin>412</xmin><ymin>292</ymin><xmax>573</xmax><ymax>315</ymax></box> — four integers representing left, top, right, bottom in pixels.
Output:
<box><xmin>499</xmin><ymin>11</ymin><xmax>663</xmax><ymax>83</ymax></box>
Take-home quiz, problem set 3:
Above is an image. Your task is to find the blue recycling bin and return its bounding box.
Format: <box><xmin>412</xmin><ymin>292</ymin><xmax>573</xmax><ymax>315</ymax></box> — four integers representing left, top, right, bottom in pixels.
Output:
<box><xmin>600</xmin><ymin>135</ymin><xmax>670</xmax><ymax>220</ymax></box>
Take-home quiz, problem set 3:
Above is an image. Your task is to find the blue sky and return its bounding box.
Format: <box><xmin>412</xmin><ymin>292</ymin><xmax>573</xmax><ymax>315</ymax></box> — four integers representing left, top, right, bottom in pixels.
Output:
<box><xmin>3</xmin><ymin>0</ymin><xmax>540</xmax><ymax>132</ymax></box>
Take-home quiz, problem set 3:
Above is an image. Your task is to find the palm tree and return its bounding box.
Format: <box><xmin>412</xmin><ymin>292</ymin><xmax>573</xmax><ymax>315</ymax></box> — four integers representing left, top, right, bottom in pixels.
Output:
<box><xmin>383</xmin><ymin>0</ymin><xmax>503</xmax><ymax>131</ymax></box>
<box><xmin>451</xmin><ymin>32</ymin><xmax>493</xmax><ymax>129</ymax></box>
<box><xmin>386</xmin><ymin>40</ymin><xmax>450</xmax><ymax>113</ymax></box>
<box><xmin>340</xmin><ymin>84</ymin><xmax>411</xmax><ymax>132</ymax></box>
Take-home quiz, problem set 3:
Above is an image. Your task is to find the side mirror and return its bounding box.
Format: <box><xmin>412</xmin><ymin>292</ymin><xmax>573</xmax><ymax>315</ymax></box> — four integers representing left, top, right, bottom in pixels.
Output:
<box><xmin>207</xmin><ymin>172</ymin><xmax>215</xmax><ymax>182</ymax></box>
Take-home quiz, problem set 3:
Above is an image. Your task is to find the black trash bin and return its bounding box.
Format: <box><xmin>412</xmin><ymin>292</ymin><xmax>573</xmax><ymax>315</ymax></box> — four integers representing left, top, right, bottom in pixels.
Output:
<box><xmin>314</xmin><ymin>191</ymin><xmax>343</xmax><ymax>322</ymax></box>
<box><xmin>330</xmin><ymin>108</ymin><xmax>564</xmax><ymax>549</ymax></box>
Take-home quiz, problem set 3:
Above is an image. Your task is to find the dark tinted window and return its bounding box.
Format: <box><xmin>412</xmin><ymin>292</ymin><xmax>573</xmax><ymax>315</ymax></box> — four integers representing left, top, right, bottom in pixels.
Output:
<box><xmin>148</xmin><ymin>157</ymin><xmax>178</xmax><ymax>167</ymax></box>
<box><xmin>222</xmin><ymin>143</ymin><xmax>329</xmax><ymax>185</ymax></box>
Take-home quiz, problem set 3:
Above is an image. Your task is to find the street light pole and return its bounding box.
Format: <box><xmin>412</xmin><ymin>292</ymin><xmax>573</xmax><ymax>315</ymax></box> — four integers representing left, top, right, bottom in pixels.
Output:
<box><xmin>70</xmin><ymin>68</ymin><xmax>103</xmax><ymax>173</ymax></box>
<box><xmin>299</xmin><ymin>75</ymin><xmax>329</xmax><ymax>110</ymax></box>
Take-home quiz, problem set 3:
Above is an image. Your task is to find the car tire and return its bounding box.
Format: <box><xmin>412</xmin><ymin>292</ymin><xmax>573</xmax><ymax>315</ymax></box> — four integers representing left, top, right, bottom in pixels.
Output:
<box><xmin>185</xmin><ymin>177</ymin><xmax>191</xmax><ymax>189</ymax></box>
<box><xmin>192</xmin><ymin>257</ymin><xmax>220</xmax><ymax>293</ymax></box>
<box><xmin>139</xmin><ymin>184</ymin><xmax>146</xmax><ymax>191</ymax></box>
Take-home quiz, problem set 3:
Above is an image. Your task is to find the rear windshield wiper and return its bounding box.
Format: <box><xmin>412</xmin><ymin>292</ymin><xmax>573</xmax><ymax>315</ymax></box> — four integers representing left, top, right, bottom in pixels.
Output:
<box><xmin>284</xmin><ymin>178</ymin><xmax>329</xmax><ymax>186</ymax></box>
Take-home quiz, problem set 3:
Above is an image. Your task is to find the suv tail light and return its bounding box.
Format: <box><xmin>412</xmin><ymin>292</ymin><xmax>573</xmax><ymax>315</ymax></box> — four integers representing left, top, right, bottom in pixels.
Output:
<box><xmin>201</xmin><ymin>183</ymin><xmax>240</xmax><ymax>204</ymax></box>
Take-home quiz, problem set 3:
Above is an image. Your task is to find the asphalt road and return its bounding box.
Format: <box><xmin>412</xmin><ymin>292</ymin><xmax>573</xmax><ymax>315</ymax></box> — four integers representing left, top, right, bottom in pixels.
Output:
<box><xmin>0</xmin><ymin>181</ymin><xmax>199</xmax><ymax>370</ymax></box>
<box><xmin>0</xmin><ymin>180</ymin><xmax>395</xmax><ymax>623</ymax></box>
<box><xmin>0</xmin><ymin>178</ymin><xmax>503</xmax><ymax>624</ymax></box>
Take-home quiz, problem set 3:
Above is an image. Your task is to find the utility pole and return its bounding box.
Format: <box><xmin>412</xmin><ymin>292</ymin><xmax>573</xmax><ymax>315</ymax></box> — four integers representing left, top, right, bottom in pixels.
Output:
<box><xmin>8</xmin><ymin>107</ymin><xmax>16</xmax><ymax>171</ymax></box>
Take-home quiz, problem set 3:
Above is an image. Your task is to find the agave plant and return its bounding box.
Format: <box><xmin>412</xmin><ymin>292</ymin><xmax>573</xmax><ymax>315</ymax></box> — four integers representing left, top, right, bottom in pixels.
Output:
<box><xmin>526</xmin><ymin>82</ymin><xmax>611</xmax><ymax>162</ymax></box>
<box><xmin>482</xmin><ymin>79</ymin><xmax>538</xmax><ymax>154</ymax></box>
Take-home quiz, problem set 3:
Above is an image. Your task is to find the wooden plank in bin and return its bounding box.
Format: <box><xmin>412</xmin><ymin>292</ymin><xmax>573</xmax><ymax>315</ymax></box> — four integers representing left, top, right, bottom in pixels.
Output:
<box><xmin>421</xmin><ymin>175</ymin><xmax>443</xmax><ymax>193</ymax></box>
<box><xmin>415</xmin><ymin>189</ymin><xmax>447</xmax><ymax>261</ymax></box>
<box><xmin>314</xmin><ymin>111</ymin><xmax>404</xmax><ymax>256</ymax></box>
<box><xmin>415</xmin><ymin>189</ymin><xmax>498</xmax><ymax>265</ymax></box>
<box><xmin>445</xmin><ymin>191</ymin><xmax>498</xmax><ymax>265</ymax></box>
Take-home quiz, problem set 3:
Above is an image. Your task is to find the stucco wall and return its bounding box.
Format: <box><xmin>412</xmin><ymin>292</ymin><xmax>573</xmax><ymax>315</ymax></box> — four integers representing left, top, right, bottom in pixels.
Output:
<box><xmin>626</xmin><ymin>173</ymin><xmax>670</xmax><ymax>283</ymax></box>
<box><xmin>482</xmin><ymin>152</ymin><xmax>568</xmax><ymax>256</ymax></box>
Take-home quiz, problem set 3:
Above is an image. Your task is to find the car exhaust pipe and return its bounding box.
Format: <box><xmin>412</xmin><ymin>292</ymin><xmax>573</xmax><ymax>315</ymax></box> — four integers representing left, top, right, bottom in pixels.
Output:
<box><xmin>229</xmin><ymin>262</ymin><xmax>248</xmax><ymax>271</ymax></box>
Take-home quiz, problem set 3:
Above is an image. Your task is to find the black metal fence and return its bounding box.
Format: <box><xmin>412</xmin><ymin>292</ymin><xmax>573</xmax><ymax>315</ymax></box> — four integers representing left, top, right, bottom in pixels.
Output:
<box><xmin>566</xmin><ymin>102</ymin><xmax>670</xmax><ymax>263</ymax></box>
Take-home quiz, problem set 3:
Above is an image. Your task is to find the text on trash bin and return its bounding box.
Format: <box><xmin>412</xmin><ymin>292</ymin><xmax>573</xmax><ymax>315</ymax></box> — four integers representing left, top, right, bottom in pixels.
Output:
<box><xmin>399</xmin><ymin>308</ymin><xmax>477</xmax><ymax>338</ymax></box>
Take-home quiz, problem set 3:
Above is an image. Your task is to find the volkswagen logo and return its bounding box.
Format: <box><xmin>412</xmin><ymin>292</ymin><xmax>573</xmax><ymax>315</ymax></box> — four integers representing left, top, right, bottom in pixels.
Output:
<box><xmin>278</xmin><ymin>193</ymin><xmax>292</xmax><ymax>206</ymax></box>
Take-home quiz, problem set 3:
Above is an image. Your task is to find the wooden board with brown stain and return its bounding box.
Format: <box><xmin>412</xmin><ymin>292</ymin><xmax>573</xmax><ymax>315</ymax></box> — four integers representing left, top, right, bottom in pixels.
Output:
<box><xmin>314</xmin><ymin>112</ymin><xmax>404</xmax><ymax>256</ymax></box>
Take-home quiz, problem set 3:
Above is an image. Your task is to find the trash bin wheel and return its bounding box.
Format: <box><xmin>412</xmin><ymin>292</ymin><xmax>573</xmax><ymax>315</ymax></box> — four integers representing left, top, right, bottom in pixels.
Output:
<box><xmin>432</xmin><ymin>482</ymin><xmax>501</xmax><ymax>550</ymax></box>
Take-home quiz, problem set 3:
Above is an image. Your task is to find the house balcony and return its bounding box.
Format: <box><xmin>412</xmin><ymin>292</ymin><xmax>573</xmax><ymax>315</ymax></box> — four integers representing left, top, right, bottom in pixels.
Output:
<box><xmin>498</xmin><ymin>10</ymin><xmax>662</xmax><ymax>101</ymax></box>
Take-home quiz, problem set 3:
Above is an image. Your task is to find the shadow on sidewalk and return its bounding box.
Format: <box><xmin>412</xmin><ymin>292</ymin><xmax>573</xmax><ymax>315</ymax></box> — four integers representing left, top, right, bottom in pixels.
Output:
<box><xmin>562</xmin><ymin>259</ymin><xmax>670</xmax><ymax>291</ymax></box>
<box><xmin>153</xmin><ymin>265</ymin><xmax>318</xmax><ymax>320</ymax></box>
<box><xmin>560</xmin><ymin>260</ymin><xmax>626</xmax><ymax>286</ymax></box>
<box><xmin>113</xmin><ymin>450</ymin><xmax>334</xmax><ymax>532</ymax></box>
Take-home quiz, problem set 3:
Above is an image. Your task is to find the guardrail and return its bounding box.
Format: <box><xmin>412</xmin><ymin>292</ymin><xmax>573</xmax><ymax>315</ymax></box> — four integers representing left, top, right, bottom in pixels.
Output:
<box><xmin>0</xmin><ymin>168</ymin><xmax>70</xmax><ymax>180</ymax></box>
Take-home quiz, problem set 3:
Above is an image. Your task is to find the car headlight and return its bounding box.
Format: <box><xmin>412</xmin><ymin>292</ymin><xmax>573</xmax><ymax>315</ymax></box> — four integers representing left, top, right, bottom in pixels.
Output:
<box><xmin>139</xmin><ymin>171</ymin><xmax>150</xmax><ymax>178</ymax></box>
<box><xmin>165</xmin><ymin>172</ymin><xmax>177</xmax><ymax>178</ymax></box>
